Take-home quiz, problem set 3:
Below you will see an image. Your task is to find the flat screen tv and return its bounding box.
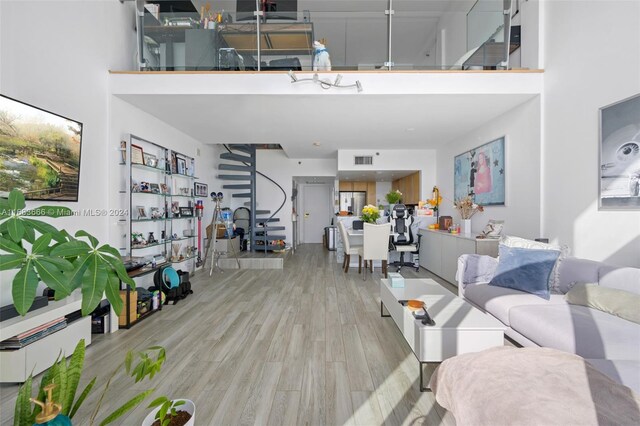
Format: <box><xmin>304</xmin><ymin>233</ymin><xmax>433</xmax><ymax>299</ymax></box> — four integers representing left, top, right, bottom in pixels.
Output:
<box><xmin>0</xmin><ymin>95</ymin><xmax>83</xmax><ymax>201</ymax></box>
<box><xmin>236</xmin><ymin>0</ymin><xmax>297</xmax><ymax>21</ymax></box>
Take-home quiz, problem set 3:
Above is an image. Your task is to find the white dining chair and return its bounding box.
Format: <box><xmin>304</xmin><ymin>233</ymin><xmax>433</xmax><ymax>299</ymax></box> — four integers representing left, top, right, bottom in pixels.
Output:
<box><xmin>338</xmin><ymin>221</ymin><xmax>361</xmax><ymax>273</ymax></box>
<box><xmin>357</xmin><ymin>222</ymin><xmax>391</xmax><ymax>280</ymax></box>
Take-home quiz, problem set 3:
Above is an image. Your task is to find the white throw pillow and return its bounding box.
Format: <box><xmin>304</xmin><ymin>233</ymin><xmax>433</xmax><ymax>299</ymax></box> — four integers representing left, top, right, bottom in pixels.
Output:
<box><xmin>500</xmin><ymin>236</ymin><xmax>570</xmax><ymax>294</ymax></box>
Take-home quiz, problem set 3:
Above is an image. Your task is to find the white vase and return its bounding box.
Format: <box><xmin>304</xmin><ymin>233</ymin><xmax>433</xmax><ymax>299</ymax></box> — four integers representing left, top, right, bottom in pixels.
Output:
<box><xmin>461</xmin><ymin>219</ymin><xmax>472</xmax><ymax>235</ymax></box>
<box><xmin>142</xmin><ymin>399</ymin><xmax>195</xmax><ymax>426</ymax></box>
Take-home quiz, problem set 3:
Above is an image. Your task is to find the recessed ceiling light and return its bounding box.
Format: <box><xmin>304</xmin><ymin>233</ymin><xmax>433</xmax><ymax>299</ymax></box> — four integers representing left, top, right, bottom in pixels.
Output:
<box><xmin>406</xmin><ymin>128</ymin><xmax>415</xmax><ymax>132</ymax></box>
<box><xmin>312</xmin><ymin>142</ymin><xmax>321</xmax><ymax>146</ymax></box>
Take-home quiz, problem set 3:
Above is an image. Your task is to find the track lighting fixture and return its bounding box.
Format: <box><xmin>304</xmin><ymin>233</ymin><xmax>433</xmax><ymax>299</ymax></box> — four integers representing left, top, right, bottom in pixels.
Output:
<box><xmin>287</xmin><ymin>70</ymin><xmax>363</xmax><ymax>93</ymax></box>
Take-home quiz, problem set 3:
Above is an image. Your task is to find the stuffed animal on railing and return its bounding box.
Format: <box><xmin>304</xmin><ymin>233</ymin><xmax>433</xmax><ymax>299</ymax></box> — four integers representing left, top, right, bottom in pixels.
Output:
<box><xmin>313</xmin><ymin>40</ymin><xmax>331</xmax><ymax>71</ymax></box>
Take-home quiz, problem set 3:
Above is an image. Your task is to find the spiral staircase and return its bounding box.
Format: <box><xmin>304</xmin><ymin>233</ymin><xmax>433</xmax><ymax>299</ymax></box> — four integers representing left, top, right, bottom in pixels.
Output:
<box><xmin>217</xmin><ymin>144</ymin><xmax>286</xmax><ymax>252</ymax></box>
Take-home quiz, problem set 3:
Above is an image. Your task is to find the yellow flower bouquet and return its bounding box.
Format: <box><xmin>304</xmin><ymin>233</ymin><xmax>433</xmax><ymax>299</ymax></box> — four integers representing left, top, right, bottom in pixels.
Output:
<box><xmin>361</xmin><ymin>204</ymin><xmax>380</xmax><ymax>223</ymax></box>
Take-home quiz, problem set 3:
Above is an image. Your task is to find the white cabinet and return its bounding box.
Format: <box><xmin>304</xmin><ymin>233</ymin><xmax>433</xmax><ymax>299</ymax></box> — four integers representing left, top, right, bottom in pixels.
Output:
<box><xmin>418</xmin><ymin>229</ymin><xmax>499</xmax><ymax>285</ymax></box>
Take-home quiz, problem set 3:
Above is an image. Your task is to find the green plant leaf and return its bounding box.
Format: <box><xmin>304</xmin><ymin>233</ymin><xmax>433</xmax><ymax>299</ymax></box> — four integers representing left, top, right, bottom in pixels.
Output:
<box><xmin>69</xmin><ymin>377</ymin><xmax>96</xmax><ymax>419</ymax></box>
<box><xmin>34</xmin><ymin>260</ymin><xmax>73</xmax><ymax>300</ymax></box>
<box><xmin>75</xmin><ymin>230</ymin><xmax>98</xmax><ymax>248</ymax></box>
<box><xmin>81</xmin><ymin>255</ymin><xmax>108</xmax><ymax>316</ymax></box>
<box><xmin>0</xmin><ymin>237</ymin><xmax>26</xmax><ymax>255</ymax></box>
<box><xmin>22</xmin><ymin>218</ymin><xmax>66</xmax><ymax>242</ymax></box>
<box><xmin>125</xmin><ymin>351</ymin><xmax>133</xmax><ymax>375</ymax></box>
<box><xmin>105</xmin><ymin>271</ymin><xmax>123</xmax><ymax>316</ymax></box>
<box><xmin>13</xmin><ymin>374</ymin><xmax>33</xmax><ymax>426</ymax></box>
<box><xmin>12</xmin><ymin>260</ymin><xmax>38</xmax><ymax>316</ymax></box>
<box><xmin>0</xmin><ymin>254</ymin><xmax>26</xmax><ymax>271</ymax></box>
<box><xmin>23</xmin><ymin>206</ymin><xmax>73</xmax><ymax>218</ymax></box>
<box><xmin>101</xmin><ymin>255</ymin><xmax>135</xmax><ymax>289</ymax></box>
<box><xmin>99</xmin><ymin>389</ymin><xmax>155</xmax><ymax>426</ymax></box>
<box><xmin>50</xmin><ymin>240</ymin><xmax>91</xmax><ymax>257</ymax></box>
<box><xmin>157</xmin><ymin>401</ymin><xmax>170</xmax><ymax>423</ymax></box>
<box><xmin>32</xmin><ymin>234</ymin><xmax>52</xmax><ymax>255</ymax></box>
<box><xmin>22</xmin><ymin>223</ymin><xmax>35</xmax><ymax>244</ymax></box>
<box><xmin>52</xmin><ymin>357</ymin><xmax>68</xmax><ymax>414</ymax></box>
<box><xmin>7</xmin><ymin>217</ymin><xmax>25</xmax><ymax>242</ymax></box>
<box><xmin>62</xmin><ymin>340</ymin><xmax>86</xmax><ymax>416</ymax></box>
<box><xmin>64</xmin><ymin>256</ymin><xmax>91</xmax><ymax>292</ymax></box>
<box><xmin>147</xmin><ymin>396</ymin><xmax>169</xmax><ymax>409</ymax></box>
<box><xmin>8</xmin><ymin>189</ymin><xmax>25</xmax><ymax>211</ymax></box>
<box><xmin>97</xmin><ymin>244</ymin><xmax>122</xmax><ymax>259</ymax></box>
<box><xmin>38</xmin><ymin>255</ymin><xmax>74</xmax><ymax>271</ymax></box>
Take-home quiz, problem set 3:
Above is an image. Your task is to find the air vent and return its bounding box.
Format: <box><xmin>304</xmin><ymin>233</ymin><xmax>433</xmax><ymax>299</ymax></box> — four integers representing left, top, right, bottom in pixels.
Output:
<box><xmin>354</xmin><ymin>156</ymin><xmax>373</xmax><ymax>165</ymax></box>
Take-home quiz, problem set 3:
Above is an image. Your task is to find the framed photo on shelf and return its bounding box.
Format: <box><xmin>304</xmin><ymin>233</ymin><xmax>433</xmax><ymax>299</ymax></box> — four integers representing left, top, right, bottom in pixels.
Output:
<box><xmin>160</xmin><ymin>183</ymin><xmax>170</xmax><ymax>194</ymax></box>
<box><xmin>177</xmin><ymin>157</ymin><xmax>186</xmax><ymax>175</ymax></box>
<box><xmin>143</xmin><ymin>153</ymin><xmax>158</xmax><ymax>168</ymax></box>
<box><xmin>194</xmin><ymin>182</ymin><xmax>208</xmax><ymax>197</ymax></box>
<box><xmin>171</xmin><ymin>201</ymin><xmax>180</xmax><ymax>217</ymax></box>
<box><xmin>149</xmin><ymin>183</ymin><xmax>160</xmax><ymax>194</ymax></box>
<box><xmin>135</xmin><ymin>206</ymin><xmax>147</xmax><ymax>220</ymax></box>
<box><xmin>170</xmin><ymin>152</ymin><xmax>177</xmax><ymax>174</ymax></box>
<box><xmin>599</xmin><ymin>93</ymin><xmax>640</xmax><ymax>210</ymax></box>
<box><xmin>131</xmin><ymin>144</ymin><xmax>144</xmax><ymax>165</ymax></box>
<box><xmin>179</xmin><ymin>207</ymin><xmax>194</xmax><ymax>217</ymax></box>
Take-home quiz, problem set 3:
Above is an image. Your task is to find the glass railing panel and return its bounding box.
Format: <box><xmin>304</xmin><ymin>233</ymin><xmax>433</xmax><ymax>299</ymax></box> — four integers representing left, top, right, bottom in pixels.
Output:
<box><xmin>465</xmin><ymin>0</ymin><xmax>513</xmax><ymax>69</ymax></box>
<box><xmin>390</xmin><ymin>0</ymin><xmax>443</xmax><ymax>70</ymax></box>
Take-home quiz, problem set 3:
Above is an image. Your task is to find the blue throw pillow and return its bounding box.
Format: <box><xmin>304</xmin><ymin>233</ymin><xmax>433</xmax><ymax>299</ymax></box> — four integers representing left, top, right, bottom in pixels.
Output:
<box><xmin>489</xmin><ymin>245</ymin><xmax>560</xmax><ymax>300</ymax></box>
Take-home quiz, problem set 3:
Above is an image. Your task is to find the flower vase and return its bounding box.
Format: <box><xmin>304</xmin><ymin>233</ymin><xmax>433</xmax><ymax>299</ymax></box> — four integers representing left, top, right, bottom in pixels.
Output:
<box><xmin>461</xmin><ymin>219</ymin><xmax>472</xmax><ymax>235</ymax></box>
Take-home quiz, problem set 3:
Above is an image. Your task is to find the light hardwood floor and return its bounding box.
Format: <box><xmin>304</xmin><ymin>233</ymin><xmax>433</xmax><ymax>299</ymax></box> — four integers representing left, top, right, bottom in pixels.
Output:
<box><xmin>0</xmin><ymin>244</ymin><xmax>457</xmax><ymax>425</ymax></box>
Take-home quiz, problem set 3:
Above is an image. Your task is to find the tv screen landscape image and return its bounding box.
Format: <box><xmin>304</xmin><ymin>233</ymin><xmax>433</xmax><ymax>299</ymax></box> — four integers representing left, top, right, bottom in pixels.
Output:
<box><xmin>0</xmin><ymin>95</ymin><xmax>82</xmax><ymax>201</ymax></box>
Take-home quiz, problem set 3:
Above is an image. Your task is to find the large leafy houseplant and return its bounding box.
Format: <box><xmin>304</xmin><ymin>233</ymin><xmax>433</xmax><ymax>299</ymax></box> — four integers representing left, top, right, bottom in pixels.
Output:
<box><xmin>0</xmin><ymin>189</ymin><xmax>135</xmax><ymax>316</ymax></box>
<box><xmin>14</xmin><ymin>339</ymin><xmax>166</xmax><ymax>426</ymax></box>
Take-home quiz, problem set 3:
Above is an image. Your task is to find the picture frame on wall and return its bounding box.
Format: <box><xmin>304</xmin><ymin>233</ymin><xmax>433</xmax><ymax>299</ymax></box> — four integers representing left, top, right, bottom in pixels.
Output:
<box><xmin>131</xmin><ymin>144</ymin><xmax>144</xmax><ymax>165</ymax></box>
<box><xmin>599</xmin><ymin>93</ymin><xmax>640</xmax><ymax>210</ymax></box>
<box><xmin>177</xmin><ymin>158</ymin><xmax>186</xmax><ymax>175</ymax></box>
<box><xmin>194</xmin><ymin>182</ymin><xmax>208</xmax><ymax>197</ymax></box>
<box><xmin>454</xmin><ymin>136</ymin><xmax>506</xmax><ymax>206</ymax></box>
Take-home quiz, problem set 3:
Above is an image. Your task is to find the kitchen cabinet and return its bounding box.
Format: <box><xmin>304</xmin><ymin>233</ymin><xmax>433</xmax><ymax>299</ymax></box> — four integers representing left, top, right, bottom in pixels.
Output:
<box><xmin>339</xmin><ymin>181</ymin><xmax>378</xmax><ymax>206</ymax></box>
<box><xmin>352</xmin><ymin>181</ymin><xmax>368</xmax><ymax>192</ymax></box>
<box><xmin>392</xmin><ymin>171</ymin><xmax>421</xmax><ymax>204</ymax></box>
<box><xmin>339</xmin><ymin>181</ymin><xmax>353</xmax><ymax>191</ymax></box>
<box><xmin>418</xmin><ymin>229</ymin><xmax>499</xmax><ymax>285</ymax></box>
<box><xmin>367</xmin><ymin>181</ymin><xmax>377</xmax><ymax>205</ymax></box>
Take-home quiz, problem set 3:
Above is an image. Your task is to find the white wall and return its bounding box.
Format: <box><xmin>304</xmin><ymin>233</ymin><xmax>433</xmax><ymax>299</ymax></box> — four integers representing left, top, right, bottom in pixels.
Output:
<box><xmin>436</xmin><ymin>97</ymin><xmax>541</xmax><ymax>238</ymax></box>
<box><xmin>375</xmin><ymin>181</ymin><xmax>392</xmax><ymax>206</ymax></box>
<box><xmin>255</xmin><ymin>150</ymin><xmax>337</xmax><ymax>244</ymax></box>
<box><xmin>541</xmin><ymin>0</ymin><xmax>640</xmax><ymax>267</ymax></box>
<box><xmin>337</xmin><ymin>149</ymin><xmax>437</xmax><ymax>201</ymax></box>
<box><xmin>0</xmin><ymin>0</ymin><xmax>136</xmax><ymax>306</ymax></box>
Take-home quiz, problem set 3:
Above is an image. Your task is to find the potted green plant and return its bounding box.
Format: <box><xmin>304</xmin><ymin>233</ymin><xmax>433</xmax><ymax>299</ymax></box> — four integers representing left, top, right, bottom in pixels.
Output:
<box><xmin>14</xmin><ymin>339</ymin><xmax>166</xmax><ymax>426</ymax></box>
<box><xmin>0</xmin><ymin>189</ymin><xmax>135</xmax><ymax>316</ymax></box>
<box><xmin>385</xmin><ymin>189</ymin><xmax>402</xmax><ymax>211</ymax></box>
<box><xmin>142</xmin><ymin>398</ymin><xmax>195</xmax><ymax>426</ymax></box>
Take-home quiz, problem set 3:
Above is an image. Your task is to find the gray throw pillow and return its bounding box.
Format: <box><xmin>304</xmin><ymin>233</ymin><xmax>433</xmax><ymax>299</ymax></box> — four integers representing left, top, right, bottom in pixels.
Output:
<box><xmin>565</xmin><ymin>283</ymin><xmax>640</xmax><ymax>324</ymax></box>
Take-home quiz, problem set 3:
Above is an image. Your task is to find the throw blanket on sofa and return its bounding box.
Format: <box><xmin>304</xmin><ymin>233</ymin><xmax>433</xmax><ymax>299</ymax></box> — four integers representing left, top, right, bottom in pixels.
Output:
<box><xmin>430</xmin><ymin>346</ymin><xmax>640</xmax><ymax>426</ymax></box>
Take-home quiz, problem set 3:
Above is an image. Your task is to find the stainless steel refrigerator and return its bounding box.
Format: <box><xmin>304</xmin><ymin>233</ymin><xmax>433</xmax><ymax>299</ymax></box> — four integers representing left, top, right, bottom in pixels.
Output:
<box><xmin>339</xmin><ymin>191</ymin><xmax>367</xmax><ymax>215</ymax></box>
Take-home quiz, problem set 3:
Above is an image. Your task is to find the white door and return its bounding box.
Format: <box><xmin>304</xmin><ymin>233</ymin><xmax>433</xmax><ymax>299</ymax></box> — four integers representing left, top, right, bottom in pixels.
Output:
<box><xmin>302</xmin><ymin>185</ymin><xmax>332</xmax><ymax>244</ymax></box>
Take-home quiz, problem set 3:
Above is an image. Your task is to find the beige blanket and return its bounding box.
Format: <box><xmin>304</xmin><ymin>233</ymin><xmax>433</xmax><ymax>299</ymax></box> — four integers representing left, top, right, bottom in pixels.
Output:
<box><xmin>430</xmin><ymin>347</ymin><xmax>640</xmax><ymax>426</ymax></box>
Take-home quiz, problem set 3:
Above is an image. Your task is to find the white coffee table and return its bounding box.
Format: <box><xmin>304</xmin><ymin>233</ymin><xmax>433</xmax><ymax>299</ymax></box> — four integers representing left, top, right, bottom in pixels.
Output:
<box><xmin>380</xmin><ymin>278</ymin><xmax>505</xmax><ymax>391</ymax></box>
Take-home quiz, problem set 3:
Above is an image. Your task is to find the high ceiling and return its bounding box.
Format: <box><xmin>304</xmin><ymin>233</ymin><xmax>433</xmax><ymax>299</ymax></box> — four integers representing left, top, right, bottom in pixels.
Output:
<box><xmin>116</xmin><ymin>92</ymin><xmax>535</xmax><ymax>158</ymax></box>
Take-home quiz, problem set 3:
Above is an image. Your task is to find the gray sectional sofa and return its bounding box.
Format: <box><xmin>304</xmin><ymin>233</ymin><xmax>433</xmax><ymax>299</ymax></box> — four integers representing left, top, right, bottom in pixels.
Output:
<box><xmin>457</xmin><ymin>254</ymin><xmax>640</xmax><ymax>394</ymax></box>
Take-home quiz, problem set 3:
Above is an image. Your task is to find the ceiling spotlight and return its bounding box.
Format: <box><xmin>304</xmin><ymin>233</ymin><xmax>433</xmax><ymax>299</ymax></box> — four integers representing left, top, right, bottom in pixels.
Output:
<box><xmin>288</xmin><ymin>70</ymin><xmax>297</xmax><ymax>82</ymax></box>
<box><xmin>356</xmin><ymin>81</ymin><xmax>363</xmax><ymax>93</ymax></box>
<box><xmin>334</xmin><ymin>74</ymin><xmax>342</xmax><ymax>85</ymax></box>
<box><xmin>313</xmin><ymin>142</ymin><xmax>321</xmax><ymax>146</ymax></box>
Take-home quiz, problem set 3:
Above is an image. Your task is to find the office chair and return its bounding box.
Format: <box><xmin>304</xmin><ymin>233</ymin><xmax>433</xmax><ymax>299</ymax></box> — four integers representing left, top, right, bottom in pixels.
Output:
<box><xmin>389</xmin><ymin>204</ymin><xmax>420</xmax><ymax>272</ymax></box>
